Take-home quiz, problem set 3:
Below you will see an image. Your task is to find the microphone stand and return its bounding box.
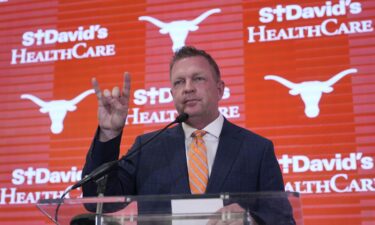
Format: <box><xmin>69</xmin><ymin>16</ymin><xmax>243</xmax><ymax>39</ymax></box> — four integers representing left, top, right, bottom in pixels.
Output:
<box><xmin>90</xmin><ymin>113</ymin><xmax>187</xmax><ymax>225</ymax></box>
<box><xmin>95</xmin><ymin>175</ymin><xmax>108</xmax><ymax>225</ymax></box>
<box><xmin>89</xmin><ymin>113</ymin><xmax>188</xmax><ymax>225</ymax></box>
<box><xmin>54</xmin><ymin>113</ymin><xmax>189</xmax><ymax>224</ymax></box>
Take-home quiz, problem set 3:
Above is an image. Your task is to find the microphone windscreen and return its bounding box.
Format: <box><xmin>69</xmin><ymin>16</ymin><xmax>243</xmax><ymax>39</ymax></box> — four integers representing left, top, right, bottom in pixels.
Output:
<box><xmin>175</xmin><ymin>113</ymin><xmax>189</xmax><ymax>123</ymax></box>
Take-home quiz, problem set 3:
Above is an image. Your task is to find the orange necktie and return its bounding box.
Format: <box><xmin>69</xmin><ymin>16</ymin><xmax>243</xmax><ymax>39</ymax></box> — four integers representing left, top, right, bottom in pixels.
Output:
<box><xmin>188</xmin><ymin>130</ymin><xmax>208</xmax><ymax>194</ymax></box>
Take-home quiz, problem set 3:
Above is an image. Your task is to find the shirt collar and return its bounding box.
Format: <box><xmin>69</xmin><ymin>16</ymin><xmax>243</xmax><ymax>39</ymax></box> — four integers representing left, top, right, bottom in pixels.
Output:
<box><xmin>182</xmin><ymin>114</ymin><xmax>224</xmax><ymax>139</ymax></box>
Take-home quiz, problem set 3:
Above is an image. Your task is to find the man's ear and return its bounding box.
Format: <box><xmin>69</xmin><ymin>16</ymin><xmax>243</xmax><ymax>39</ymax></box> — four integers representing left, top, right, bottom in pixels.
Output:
<box><xmin>170</xmin><ymin>88</ymin><xmax>175</xmax><ymax>98</ymax></box>
<box><xmin>217</xmin><ymin>80</ymin><xmax>225</xmax><ymax>98</ymax></box>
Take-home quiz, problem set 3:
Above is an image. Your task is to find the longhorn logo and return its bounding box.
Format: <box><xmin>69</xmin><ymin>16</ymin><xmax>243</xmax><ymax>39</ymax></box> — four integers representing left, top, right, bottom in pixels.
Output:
<box><xmin>264</xmin><ymin>68</ymin><xmax>358</xmax><ymax>118</ymax></box>
<box><xmin>21</xmin><ymin>89</ymin><xmax>94</xmax><ymax>134</ymax></box>
<box><xmin>139</xmin><ymin>8</ymin><xmax>221</xmax><ymax>52</ymax></box>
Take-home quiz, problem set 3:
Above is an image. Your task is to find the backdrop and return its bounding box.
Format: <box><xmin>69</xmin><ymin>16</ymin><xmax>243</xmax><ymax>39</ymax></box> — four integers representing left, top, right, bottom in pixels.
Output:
<box><xmin>0</xmin><ymin>0</ymin><xmax>374</xmax><ymax>224</ymax></box>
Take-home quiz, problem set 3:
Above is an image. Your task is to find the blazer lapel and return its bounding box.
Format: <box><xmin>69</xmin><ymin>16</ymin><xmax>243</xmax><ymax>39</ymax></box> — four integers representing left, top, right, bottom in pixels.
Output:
<box><xmin>164</xmin><ymin>124</ymin><xmax>191</xmax><ymax>194</ymax></box>
<box><xmin>206</xmin><ymin>119</ymin><xmax>242</xmax><ymax>193</ymax></box>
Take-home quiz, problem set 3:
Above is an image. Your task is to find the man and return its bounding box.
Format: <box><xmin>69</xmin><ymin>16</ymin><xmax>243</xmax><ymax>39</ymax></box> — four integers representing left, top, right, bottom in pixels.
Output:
<box><xmin>82</xmin><ymin>46</ymin><xmax>290</xmax><ymax>224</ymax></box>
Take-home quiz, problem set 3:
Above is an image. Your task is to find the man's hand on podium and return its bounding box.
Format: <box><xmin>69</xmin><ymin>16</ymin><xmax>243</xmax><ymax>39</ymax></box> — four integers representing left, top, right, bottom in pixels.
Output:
<box><xmin>207</xmin><ymin>203</ymin><xmax>247</xmax><ymax>225</ymax></box>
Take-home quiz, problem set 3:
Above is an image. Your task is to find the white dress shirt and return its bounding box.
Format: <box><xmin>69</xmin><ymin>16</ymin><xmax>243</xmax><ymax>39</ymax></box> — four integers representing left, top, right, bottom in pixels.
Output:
<box><xmin>182</xmin><ymin>114</ymin><xmax>224</xmax><ymax>176</ymax></box>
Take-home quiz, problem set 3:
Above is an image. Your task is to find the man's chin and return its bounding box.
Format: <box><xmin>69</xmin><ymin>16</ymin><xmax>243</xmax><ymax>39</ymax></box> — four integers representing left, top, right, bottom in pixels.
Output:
<box><xmin>182</xmin><ymin>108</ymin><xmax>199</xmax><ymax>116</ymax></box>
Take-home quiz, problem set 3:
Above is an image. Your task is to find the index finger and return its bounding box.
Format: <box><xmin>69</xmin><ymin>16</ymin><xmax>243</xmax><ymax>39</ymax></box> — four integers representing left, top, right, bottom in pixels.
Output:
<box><xmin>91</xmin><ymin>77</ymin><xmax>102</xmax><ymax>101</ymax></box>
<box><xmin>122</xmin><ymin>72</ymin><xmax>131</xmax><ymax>98</ymax></box>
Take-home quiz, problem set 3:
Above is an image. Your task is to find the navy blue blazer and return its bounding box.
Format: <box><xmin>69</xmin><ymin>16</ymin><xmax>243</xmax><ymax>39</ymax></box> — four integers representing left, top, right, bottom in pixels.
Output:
<box><xmin>82</xmin><ymin>118</ymin><xmax>284</xmax><ymax>197</ymax></box>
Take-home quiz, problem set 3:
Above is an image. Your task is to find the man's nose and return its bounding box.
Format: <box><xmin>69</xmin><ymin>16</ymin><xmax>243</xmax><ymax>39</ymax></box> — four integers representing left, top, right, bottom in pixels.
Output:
<box><xmin>183</xmin><ymin>80</ymin><xmax>195</xmax><ymax>93</ymax></box>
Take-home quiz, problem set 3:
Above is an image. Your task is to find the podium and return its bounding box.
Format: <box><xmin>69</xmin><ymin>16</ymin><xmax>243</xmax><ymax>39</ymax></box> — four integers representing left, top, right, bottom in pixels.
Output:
<box><xmin>37</xmin><ymin>192</ymin><xmax>302</xmax><ymax>225</ymax></box>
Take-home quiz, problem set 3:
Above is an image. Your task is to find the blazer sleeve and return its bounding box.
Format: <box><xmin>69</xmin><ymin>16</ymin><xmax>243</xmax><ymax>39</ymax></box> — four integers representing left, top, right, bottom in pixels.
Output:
<box><xmin>253</xmin><ymin>140</ymin><xmax>295</xmax><ymax>225</ymax></box>
<box><xmin>258</xmin><ymin>140</ymin><xmax>285</xmax><ymax>191</ymax></box>
<box><xmin>81</xmin><ymin>127</ymin><xmax>136</xmax><ymax>197</ymax></box>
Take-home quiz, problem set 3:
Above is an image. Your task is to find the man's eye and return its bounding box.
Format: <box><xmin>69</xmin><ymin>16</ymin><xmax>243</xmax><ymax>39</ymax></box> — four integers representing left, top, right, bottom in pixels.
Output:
<box><xmin>174</xmin><ymin>80</ymin><xmax>183</xmax><ymax>86</ymax></box>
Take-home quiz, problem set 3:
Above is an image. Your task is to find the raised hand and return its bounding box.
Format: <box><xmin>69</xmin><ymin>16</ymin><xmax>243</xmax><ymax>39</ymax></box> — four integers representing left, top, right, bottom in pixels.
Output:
<box><xmin>92</xmin><ymin>72</ymin><xmax>131</xmax><ymax>142</ymax></box>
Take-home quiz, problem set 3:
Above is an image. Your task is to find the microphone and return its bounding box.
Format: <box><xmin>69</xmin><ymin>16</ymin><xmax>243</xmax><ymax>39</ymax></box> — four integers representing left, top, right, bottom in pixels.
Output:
<box><xmin>175</xmin><ymin>112</ymin><xmax>189</xmax><ymax>123</ymax></box>
<box><xmin>71</xmin><ymin>112</ymin><xmax>189</xmax><ymax>190</ymax></box>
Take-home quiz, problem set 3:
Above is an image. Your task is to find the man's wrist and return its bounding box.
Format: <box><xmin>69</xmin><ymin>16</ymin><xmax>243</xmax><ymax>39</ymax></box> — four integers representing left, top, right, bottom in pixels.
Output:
<box><xmin>98</xmin><ymin>127</ymin><xmax>122</xmax><ymax>142</ymax></box>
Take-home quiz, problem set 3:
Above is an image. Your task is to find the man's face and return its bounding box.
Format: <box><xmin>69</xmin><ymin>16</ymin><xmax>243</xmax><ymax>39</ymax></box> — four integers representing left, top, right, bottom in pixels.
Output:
<box><xmin>170</xmin><ymin>56</ymin><xmax>224</xmax><ymax>123</ymax></box>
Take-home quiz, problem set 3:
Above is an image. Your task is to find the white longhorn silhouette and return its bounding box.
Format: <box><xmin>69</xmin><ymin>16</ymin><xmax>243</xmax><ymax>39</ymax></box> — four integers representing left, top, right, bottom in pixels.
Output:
<box><xmin>21</xmin><ymin>89</ymin><xmax>94</xmax><ymax>134</ymax></box>
<box><xmin>264</xmin><ymin>68</ymin><xmax>357</xmax><ymax>118</ymax></box>
<box><xmin>139</xmin><ymin>8</ymin><xmax>221</xmax><ymax>52</ymax></box>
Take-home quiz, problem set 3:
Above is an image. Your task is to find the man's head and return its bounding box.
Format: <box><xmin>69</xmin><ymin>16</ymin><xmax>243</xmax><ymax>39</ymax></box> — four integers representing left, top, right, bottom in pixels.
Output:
<box><xmin>169</xmin><ymin>46</ymin><xmax>225</xmax><ymax>129</ymax></box>
<box><xmin>170</xmin><ymin>46</ymin><xmax>221</xmax><ymax>80</ymax></box>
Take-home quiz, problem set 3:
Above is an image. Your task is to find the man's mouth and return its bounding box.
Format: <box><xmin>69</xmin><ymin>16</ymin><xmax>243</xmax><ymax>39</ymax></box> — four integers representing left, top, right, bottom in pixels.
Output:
<box><xmin>184</xmin><ymin>99</ymin><xmax>199</xmax><ymax>105</ymax></box>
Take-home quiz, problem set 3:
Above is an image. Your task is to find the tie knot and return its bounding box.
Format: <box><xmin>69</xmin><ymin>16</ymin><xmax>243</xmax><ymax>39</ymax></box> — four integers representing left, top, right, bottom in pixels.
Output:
<box><xmin>192</xmin><ymin>130</ymin><xmax>207</xmax><ymax>138</ymax></box>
